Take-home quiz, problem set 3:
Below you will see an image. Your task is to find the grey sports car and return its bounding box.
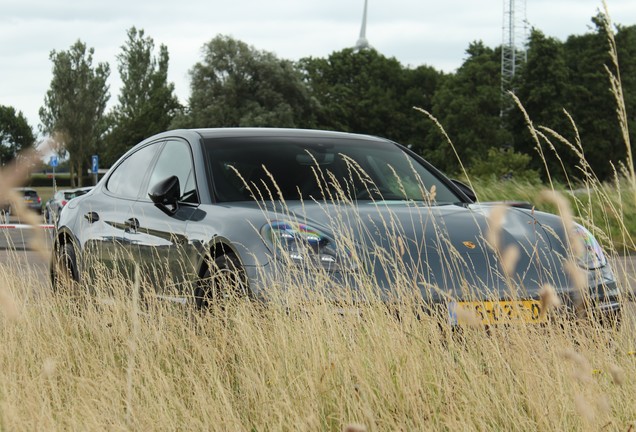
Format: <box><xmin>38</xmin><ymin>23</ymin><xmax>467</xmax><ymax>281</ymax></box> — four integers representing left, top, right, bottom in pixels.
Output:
<box><xmin>51</xmin><ymin>128</ymin><xmax>620</xmax><ymax>324</ymax></box>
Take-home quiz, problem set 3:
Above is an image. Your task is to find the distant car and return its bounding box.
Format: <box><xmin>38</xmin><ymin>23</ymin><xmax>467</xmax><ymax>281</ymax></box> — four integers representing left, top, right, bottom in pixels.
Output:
<box><xmin>51</xmin><ymin>128</ymin><xmax>620</xmax><ymax>325</ymax></box>
<box><xmin>45</xmin><ymin>187</ymin><xmax>93</xmax><ymax>224</ymax></box>
<box><xmin>17</xmin><ymin>187</ymin><xmax>42</xmax><ymax>214</ymax></box>
<box><xmin>1</xmin><ymin>187</ymin><xmax>42</xmax><ymax>221</ymax></box>
<box><xmin>45</xmin><ymin>190</ymin><xmax>75</xmax><ymax>224</ymax></box>
<box><xmin>70</xmin><ymin>186</ymin><xmax>93</xmax><ymax>199</ymax></box>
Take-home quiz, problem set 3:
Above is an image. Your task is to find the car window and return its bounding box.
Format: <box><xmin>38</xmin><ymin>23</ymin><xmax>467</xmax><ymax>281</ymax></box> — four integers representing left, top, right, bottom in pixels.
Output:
<box><xmin>203</xmin><ymin>137</ymin><xmax>460</xmax><ymax>204</ymax></box>
<box><xmin>146</xmin><ymin>139</ymin><xmax>198</xmax><ymax>203</ymax></box>
<box><xmin>23</xmin><ymin>190</ymin><xmax>38</xmax><ymax>198</ymax></box>
<box><xmin>107</xmin><ymin>143</ymin><xmax>160</xmax><ymax>199</ymax></box>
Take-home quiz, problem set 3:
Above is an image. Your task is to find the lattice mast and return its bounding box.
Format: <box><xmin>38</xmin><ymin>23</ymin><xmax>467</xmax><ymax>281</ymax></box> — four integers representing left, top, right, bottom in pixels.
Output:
<box><xmin>501</xmin><ymin>0</ymin><xmax>528</xmax><ymax>117</ymax></box>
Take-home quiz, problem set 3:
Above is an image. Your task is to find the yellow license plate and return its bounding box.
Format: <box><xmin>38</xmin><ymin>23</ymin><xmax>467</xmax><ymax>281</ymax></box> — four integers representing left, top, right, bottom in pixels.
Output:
<box><xmin>449</xmin><ymin>300</ymin><xmax>545</xmax><ymax>325</ymax></box>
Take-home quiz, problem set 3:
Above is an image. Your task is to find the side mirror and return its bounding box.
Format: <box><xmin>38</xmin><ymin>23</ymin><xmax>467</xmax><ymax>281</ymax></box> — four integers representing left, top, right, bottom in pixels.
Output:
<box><xmin>149</xmin><ymin>175</ymin><xmax>180</xmax><ymax>213</ymax></box>
<box><xmin>451</xmin><ymin>179</ymin><xmax>477</xmax><ymax>202</ymax></box>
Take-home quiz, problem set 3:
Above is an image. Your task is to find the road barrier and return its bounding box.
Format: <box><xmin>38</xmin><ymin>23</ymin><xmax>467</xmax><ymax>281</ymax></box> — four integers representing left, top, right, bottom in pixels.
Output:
<box><xmin>0</xmin><ymin>224</ymin><xmax>55</xmax><ymax>250</ymax></box>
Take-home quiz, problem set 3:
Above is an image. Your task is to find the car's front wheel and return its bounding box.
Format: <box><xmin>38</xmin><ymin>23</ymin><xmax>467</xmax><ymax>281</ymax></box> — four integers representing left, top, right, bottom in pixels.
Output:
<box><xmin>195</xmin><ymin>254</ymin><xmax>248</xmax><ymax>309</ymax></box>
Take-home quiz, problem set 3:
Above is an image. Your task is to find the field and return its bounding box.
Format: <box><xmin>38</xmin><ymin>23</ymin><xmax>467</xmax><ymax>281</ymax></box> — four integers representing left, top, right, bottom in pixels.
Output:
<box><xmin>0</xmin><ymin>260</ymin><xmax>634</xmax><ymax>431</ymax></box>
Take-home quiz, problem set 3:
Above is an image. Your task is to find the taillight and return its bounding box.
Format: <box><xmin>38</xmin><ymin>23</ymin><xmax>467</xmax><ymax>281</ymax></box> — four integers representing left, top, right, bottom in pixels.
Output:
<box><xmin>61</xmin><ymin>200</ymin><xmax>67</xmax><ymax>206</ymax></box>
<box><xmin>37</xmin><ymin>197</ymin><xmax>41</xmax><ymax>203</ymax></box>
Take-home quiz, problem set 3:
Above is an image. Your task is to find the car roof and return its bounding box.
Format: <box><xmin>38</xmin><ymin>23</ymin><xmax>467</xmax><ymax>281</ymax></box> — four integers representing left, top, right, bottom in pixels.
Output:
<box><xmin>194</xmin><ymin>128</ymin><xmax>386</xmax><ymax>142</ymax></box>
<box><xmin>146</xmin><ymin>128</ymin><xmax>389</xmax><ymax>144</ymax></box>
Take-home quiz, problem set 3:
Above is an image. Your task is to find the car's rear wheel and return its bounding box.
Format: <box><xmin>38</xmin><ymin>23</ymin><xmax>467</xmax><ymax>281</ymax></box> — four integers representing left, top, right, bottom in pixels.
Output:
<box><xmin>51</xmin><ymin>242</ymin><xmax>79</xmax><ymax>293</ymax></box>
<box><xmin>195</xmin><ymin>254</ymin><xmax>248</xmax><ymax>309</ymax></box>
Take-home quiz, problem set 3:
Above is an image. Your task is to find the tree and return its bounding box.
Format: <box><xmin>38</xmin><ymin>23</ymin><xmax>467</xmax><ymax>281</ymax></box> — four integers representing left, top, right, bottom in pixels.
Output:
<box><xmin>103</xmin><ymin>27</ymin><xmax>181</xmax><ymax>166</ymax></box>
<box><xmin>0</xmin><ymin>105</ymin><xmax>34</xmax><ymax>165</ymax></box>
<box><xmin>299</xmin><ymin>49</ymin><xmax>443</xmax><ymax>149</ymax></box>
<box><xmin>40</xmin><ymin>40</ymin><xmax>110</xmax><ymax>187</ymax></box>
<box><xmin>558</xmin><ymin>17</ymin><xmax>629</xmax><ymax>181</ymax></box>
<box><xmin>173</xmin><ymin>35</ymin><xmax>314</xmax><ymax>128</ymax></box>
<box><xmin>425</xmin><ymin>42</ymin><xmax>508</xmax><ymax>174</ymax></box>
<box><xmin>510</xmin><ymin>29</ymin><xmax>574</xmax><ymax>179</ymax></box>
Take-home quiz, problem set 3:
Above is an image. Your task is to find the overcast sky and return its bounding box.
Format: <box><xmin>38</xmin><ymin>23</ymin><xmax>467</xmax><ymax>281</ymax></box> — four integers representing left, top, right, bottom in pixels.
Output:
<box><xmin>2</xmin><ymin>0</ymin><xmax>635</xmax><ymax>133</ymax></box>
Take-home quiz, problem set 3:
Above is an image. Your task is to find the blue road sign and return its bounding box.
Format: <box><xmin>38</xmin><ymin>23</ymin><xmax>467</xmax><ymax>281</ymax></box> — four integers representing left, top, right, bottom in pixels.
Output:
<box><xmin>91</xmin><ymin>155</ymin><xmax>99</xmax><ymax>174</ymax></box>
<box><xmin>49</xmin><ymin>155</ymin><xmax>58</xmax><ymax>167</ymax></box>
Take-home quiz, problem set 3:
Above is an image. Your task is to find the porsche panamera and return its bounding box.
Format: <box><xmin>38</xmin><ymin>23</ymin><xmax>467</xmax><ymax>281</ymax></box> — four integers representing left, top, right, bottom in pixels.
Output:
<box><xmin>50</xmin><ymin>128</ymin><xmax>621</xmax><ymax>325</ymax></box>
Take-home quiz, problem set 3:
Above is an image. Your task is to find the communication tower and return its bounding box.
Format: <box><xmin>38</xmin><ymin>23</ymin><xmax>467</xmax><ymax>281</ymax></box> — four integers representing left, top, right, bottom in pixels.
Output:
<box><xmin>501</xmin><ymin>0</ymin><xmax>528</xmax><ymax>117</ymax></box>
<box><xmin>355</xmin><ymin>0</ymin><xmax>371</xmax><ymax>51</ymax></box>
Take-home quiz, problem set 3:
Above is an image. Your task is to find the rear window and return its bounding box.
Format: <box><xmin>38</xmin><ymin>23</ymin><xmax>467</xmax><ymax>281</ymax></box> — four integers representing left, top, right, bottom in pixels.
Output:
<box><xmin>23</xmin><ymin>190</ymin><xmax>38</xmax><ymax>198</ymax></box>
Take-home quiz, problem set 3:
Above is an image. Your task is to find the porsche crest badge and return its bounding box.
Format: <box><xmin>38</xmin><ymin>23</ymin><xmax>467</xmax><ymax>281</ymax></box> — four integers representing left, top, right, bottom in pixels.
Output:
<box><xmin>462</xmin><ymin>241</ymin><xmax>476</xmax><ymax>249</ymax></box>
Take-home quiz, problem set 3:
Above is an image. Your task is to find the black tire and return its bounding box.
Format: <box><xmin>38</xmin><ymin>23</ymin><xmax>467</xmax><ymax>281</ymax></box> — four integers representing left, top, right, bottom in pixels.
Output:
<box><xmin>195</xmin><ymin>254</ymin><xmax>248</xmax><ymax>309</ymax></box>
<box><xmin>51</xmin><ymin>242</ymin><xmax>79</xmax><ymax>293</ymax></box>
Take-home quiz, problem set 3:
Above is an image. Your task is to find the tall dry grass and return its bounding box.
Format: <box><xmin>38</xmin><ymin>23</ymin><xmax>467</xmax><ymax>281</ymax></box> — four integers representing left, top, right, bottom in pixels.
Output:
<box><xmin>0</xmin><ymin>265</ymin><xmax>635</xmax><ymax>431</ymax></box>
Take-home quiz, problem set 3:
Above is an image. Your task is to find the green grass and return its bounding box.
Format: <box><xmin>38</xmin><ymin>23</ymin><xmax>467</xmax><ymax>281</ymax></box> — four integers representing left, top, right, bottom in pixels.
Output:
<box><xmin>472</xmin><ymin>177</ymin><xmax>636</xmax><ymax>254</ymax></box>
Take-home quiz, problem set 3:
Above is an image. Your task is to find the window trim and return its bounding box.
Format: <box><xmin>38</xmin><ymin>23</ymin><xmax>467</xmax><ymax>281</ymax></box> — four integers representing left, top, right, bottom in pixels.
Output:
<box><xmin>103</xmin><ymin>140</ymin><xmax>165</xmax><ymax>201</ymax></box>
<box><xmin>139</xmin><ymin>138</ymin><xmax>199</xmax><ymax>204</ymax></box>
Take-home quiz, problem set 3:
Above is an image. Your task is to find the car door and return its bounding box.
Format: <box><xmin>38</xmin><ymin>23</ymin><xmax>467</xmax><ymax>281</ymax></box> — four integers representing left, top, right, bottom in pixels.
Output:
<box><xmin>127</xmin><ymin>139</ymin><xmax>201</xmax><ymax>297</ymax></box>
<box><xmin>81</xmin><ymin>142</ymin><xmax>161</xmax><ymax>284</ymax></box>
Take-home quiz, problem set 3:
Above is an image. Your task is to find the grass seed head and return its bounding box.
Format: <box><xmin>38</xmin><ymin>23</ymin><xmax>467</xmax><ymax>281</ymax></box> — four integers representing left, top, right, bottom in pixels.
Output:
<box><xmin>574</xmin><ymin>394</ymin><xmax>595</xmax><ymax>423</ymax></box>
<box><xmin>486</xmin><ymin>204</ymin><xmax>508</xmax><ymax>251</ymax></box>
<box><xmin>0</xmin><ymin>287</ymin><xmax>20</xmax><ymax>321</ymax></box>
<box><xmin>608</xmin><ymin>364</ymin><xmax>625</xmax><ymax>385</ymax></box>
<box><xmin>344</xmin><ymin>423</ymin><xmax>367</xmax><ymax>432</ymax></box>
<box><xmin>501</xmin><ymin>244</ymin><xmax>520</xmax><ymax>278</ymax></box>
<box><xmin>539</xmin><ymin>284</ymin><xmax>561</xmax><ymax>318</ymax></box>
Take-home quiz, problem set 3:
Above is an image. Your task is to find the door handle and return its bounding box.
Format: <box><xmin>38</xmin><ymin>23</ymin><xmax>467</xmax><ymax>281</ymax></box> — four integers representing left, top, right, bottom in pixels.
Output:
<box><xmin>125</xmin><ymin>217</ymin><xmax>140</xmax><ymax>233</ymax></box>
<box><xmin>84</xmin><ymin>211</ymin><xmax>100</xmax><ymax>223</ymax></box>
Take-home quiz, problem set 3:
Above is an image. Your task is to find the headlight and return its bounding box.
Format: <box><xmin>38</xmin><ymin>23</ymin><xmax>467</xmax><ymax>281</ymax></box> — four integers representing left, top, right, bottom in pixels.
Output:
<box><xmin>573</xmin><ymin>223</ymin><xmax>607</xmax><ymax>270</ymax></box>
<box><xmin>261</xmin><ymin>221</ymin><xmax>356</xmax><ymax>271</ymax></box>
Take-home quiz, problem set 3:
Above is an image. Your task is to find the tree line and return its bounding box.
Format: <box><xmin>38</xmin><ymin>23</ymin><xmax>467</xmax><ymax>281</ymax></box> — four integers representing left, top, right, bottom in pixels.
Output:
<box><xmin>1</xmin><ymin>14</ymin><xmax>634</xmax><ymax>186</ymax></box>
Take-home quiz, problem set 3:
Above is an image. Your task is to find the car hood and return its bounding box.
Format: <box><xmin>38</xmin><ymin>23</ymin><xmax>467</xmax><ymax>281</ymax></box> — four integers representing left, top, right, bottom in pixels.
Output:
<box><xmin>275</xmin><ymin>201</ymin><xmax>571</xmax><ymax>301</ymax></box>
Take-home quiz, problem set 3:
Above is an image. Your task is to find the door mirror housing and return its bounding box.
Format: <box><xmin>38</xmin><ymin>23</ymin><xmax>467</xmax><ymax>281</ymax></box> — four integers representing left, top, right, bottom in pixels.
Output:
<box><xmin>451</xmin><ymin>179</ymin><xmax>477</xmax><ymax>202</ymax></box>
<box><xmin>149</xmin><ymin>175</ymin><xmax>180</xmax><ymax>213</ymax></box>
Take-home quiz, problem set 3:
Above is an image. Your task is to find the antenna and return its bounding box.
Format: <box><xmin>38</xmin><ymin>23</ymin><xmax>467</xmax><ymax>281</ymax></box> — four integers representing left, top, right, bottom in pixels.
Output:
<box><xmin>501</xmin><ymin>0</ymin><xmax>528</xmax><ymax>118</ymax></box>
<box><xmin>355</xmin><ymin>0</ymin><xmax>371</xmax><ymax>50</ymax></box>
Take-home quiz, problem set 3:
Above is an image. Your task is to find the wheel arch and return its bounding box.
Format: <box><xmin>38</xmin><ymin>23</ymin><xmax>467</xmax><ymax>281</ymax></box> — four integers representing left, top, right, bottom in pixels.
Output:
<box><xmin>197</xmin><ymin>236</ymin><xmax>245</xmax><ymax>280</ymax></box>
<box><xmin>50</xmin><ymin>226</ymin><xmax>82</xmax><ymax>287</ymax></box>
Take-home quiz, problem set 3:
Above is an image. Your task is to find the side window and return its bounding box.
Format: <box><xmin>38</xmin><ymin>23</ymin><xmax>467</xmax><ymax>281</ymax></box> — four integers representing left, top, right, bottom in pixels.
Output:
<box><xmin>146</xmin><ymin>140</ymin><xmax>198</xmax><ymax>203</ymax></box>
<box><xmin>106</xmin><ymin>143</ymin><xmax>159</xmax><ymax>199</ymax></box>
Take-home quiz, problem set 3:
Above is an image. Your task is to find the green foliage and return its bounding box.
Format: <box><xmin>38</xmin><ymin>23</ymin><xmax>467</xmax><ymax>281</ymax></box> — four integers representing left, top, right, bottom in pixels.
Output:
<box><xmin>0</xmin><ymin>105</ymin><xmax>34</xmax><ymax>165</ymax></box>
<box><xmin>511</xmin><ymin>29</ymin><xmax>575</xmax><ymax>179</ymax></box>
<box><xmin>103</xmin><ymin>27</ymin><xmax>181</xmax><ymax>166</ymax></box>
<box><xmin>174</xmin><ymin>35</ymin><xmax>313</xmax><ymax>128</ymax></box>
<box><xmin>509</xmin><ymin>19</ymin><xmax>636</xmax><ymax>182</ymax></box>
<box><xmin>424</xmin><ymin>42</ymin><xmax>510</xmax><ymax>174</ymax></box>
<box><xmin>472</xmin><ymin>177</ymin><xmax>636</xmax><ymax>253</ymax></box>
<box><xmin>468</xmin><ymin>147</ymin><xmax>541</xmax><ymax>183</ymax></box>
<box><xmin>31</xmin><ymin>13</ymin><xmax>636</xmax><ymax>185</ymax></box>
<box><xmin>560</xmin><ymin>20</ymin><xmax>624</xmax><ymax>181</ymax></box>
<box><xmin>299</xmin><ymin>49</ymin><xmax>443</xmax><ymax>149</ymax></box>
<box><xmin>39</xmin><ymin>40</ymin><xmax>110</xmax><ymax>187</ymax></box>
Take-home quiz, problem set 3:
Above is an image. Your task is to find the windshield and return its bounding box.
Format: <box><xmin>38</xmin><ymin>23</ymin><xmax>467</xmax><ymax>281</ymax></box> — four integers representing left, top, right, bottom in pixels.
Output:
<box><xmin>203</xmin><ymin>136</ymin><xmax>460</xmax><ymax>204</ymax></box>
